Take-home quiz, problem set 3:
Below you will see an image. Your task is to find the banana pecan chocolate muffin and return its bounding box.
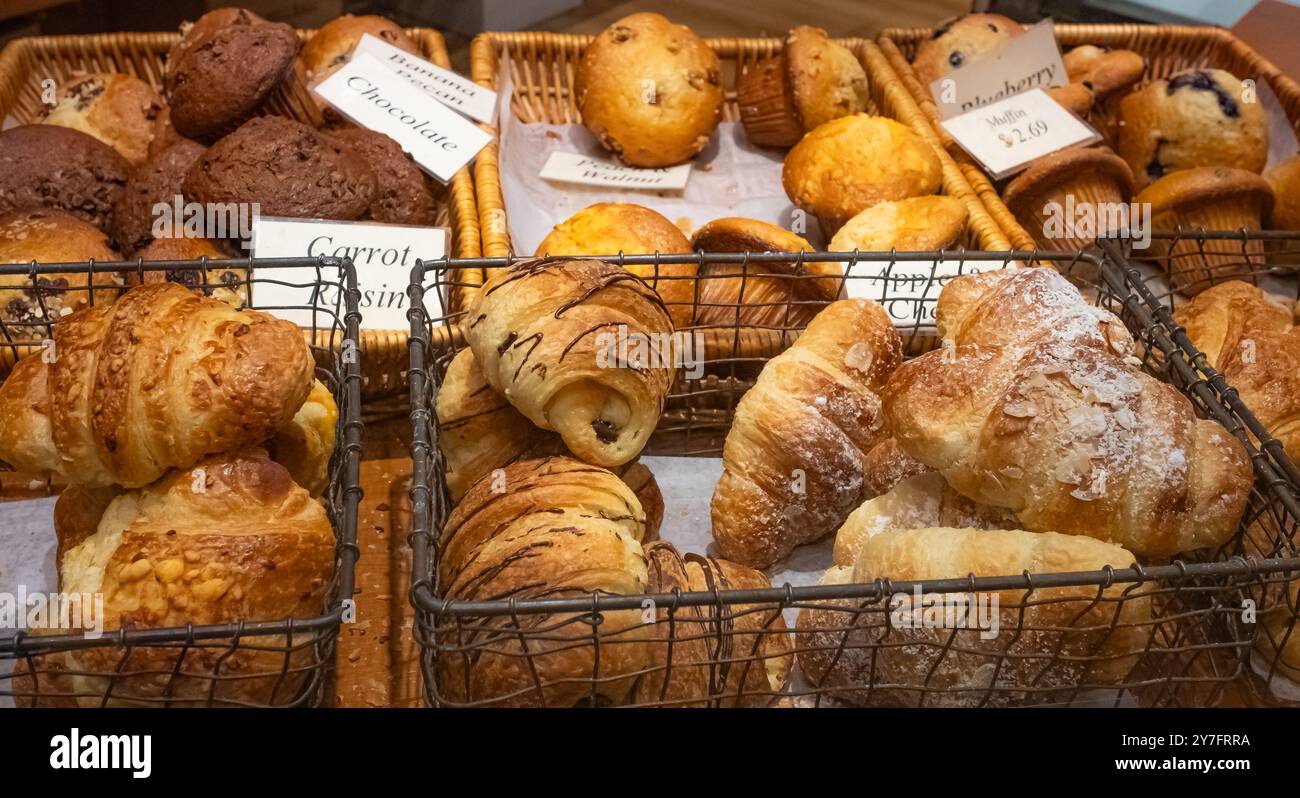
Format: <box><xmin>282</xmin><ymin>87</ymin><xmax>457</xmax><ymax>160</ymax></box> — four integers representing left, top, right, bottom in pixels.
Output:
<box><xmin>327</xmin><ymin>128</ymin><xmax>437</xmax><ymax>225</ymax></box>
<box><xmin>111</xmin><ymin>139</ymin><xmax>208</xmax><ymax>255</ymax></box>
<box><xmin>184</xmin><ymin>116</ymin><xmax>377</xmax><ymax>221</ymax></box>
<box><xmin>41</xmin><ymin>73</ymin><xmax>164</xmax><ymax>166</ymax></box>
<box><xmin>0</xmin><ymin>125</ymin><xmax>129</xmax><ymax>233</ymax></box>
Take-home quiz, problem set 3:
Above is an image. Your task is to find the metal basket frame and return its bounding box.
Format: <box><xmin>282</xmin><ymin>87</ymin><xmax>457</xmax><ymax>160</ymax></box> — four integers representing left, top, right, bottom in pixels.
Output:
<box><xmin>0</xmin><ymin>256</ymin><xmax>363</xmax><ymax>708</ymax></box>
<box><xmin>407</xmin><ymin>249</ymin><xmax>1300</xmax><ymax>708</ymax></box>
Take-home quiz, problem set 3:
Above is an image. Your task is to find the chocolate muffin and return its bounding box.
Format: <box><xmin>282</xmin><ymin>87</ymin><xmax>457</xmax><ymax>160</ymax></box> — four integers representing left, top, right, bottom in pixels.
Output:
<box><xmin>0</xmin><ymin>209</ymin><xmax>123</xmax><ymax>325</ymax></box>
<box><xmin>111</xmin><ymin>139</ymin><xmax>208</xmax><ymax>255</ymax></box>
<box><xmin>328</xmin><ymin>128</ymin><xmax>436</xmax><ymax>225</ymax></box>
<box><xmin>165</xmin><ymin>10</ymin><xmax>299</xmax><ymax>142</ymax></box>
<box><xmin>184</xmin><ymin>116</ymin><xmax>377</xmax><ymax>221</ymax></box>
<box><xmin>40</xmin><ymin>73</ymin><xmax>164</xmax><ymax>166</ymax></box>
<box><xmin>0</xmin><ymin>125</ymin><xmax>129</xmax><ymax>233</ymax></box>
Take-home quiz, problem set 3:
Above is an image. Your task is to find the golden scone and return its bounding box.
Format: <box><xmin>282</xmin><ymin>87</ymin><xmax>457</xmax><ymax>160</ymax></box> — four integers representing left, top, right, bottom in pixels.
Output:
<box><xmin>1118</xmin><ymin>68</ymin><xmax>1268</xmax><ymax>189</ymax></box>
<box><xmin>1266</xmin><ymin>155</ymin><xmax>1300</xmax><ymax>230</ymax></box>
<box><xmin>737</xmin><ymin>26</ymin><xmax>869</xmax><ymax>148</ymax></box>
<box><xmin>0</xmin><ymin>209</ymin><xmax>122</xmax><ymax>325</ymax></box>
<box><xmin>40</xmin><ymin>73</ymin><xmax>163</xmax><ymax>166</ymax></box>
<box><xmin>783</xmin><ymin>114</ymin><xmax>943</xmax><ymax>234</ymax></box>
<box><xmin>912</xmin><ymin>14</ymin><xmax>1023</xmax><ymax>87</ymax></box>
<box><xmin>535</xmin><ymin>202</ymin><xmax>695</xmax><ymax>328</ymax></box>
<box><xmin>575</xmin><ymin>13</ymin><xmax>723</xmax><ymax>167</ymax></box>
<box><xmin>829</xmin><ymin>195</ymin><xmax>968</xmax><ymax>252</ymax></box>
<box><xmin>1062</xmin><ymin>45</ymin><xmax>1145</xmax><ymax>100</ymax></box>
<box><xmin>1137</xmin><ymin>166</ymin><xmax>1274</xmax><ymax>295</ymax></box>
<box><xmin>691</xmin><ymin>217</ymin><xmax>842</xmax><ymax>328</ymax></box>
<box><xmin>1002</xmin><ymin>148</ymin><xmax>1135</xmax><ymax>251</ymax></box>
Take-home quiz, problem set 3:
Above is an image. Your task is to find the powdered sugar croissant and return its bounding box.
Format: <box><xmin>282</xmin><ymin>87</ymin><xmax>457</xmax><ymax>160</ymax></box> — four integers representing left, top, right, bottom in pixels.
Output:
<box><xmin>462</xmin><ymin>257</ymin><xmax>674</xmax><ymax>467</ymax></box>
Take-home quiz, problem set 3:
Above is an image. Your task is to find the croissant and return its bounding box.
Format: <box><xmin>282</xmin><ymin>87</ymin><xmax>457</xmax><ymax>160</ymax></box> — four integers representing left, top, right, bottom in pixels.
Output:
<box><xmin>436</xmin><ymin>456</ymin><xmax>652</xmax><ymax>707</ymax></box>
<box><xmin>266</xmin><ymin>378</ymin><xmax>337</xmax><ymax>497</ymax></box>
<box><xmin>710</xmin><ymin>298</ymin><xmax>903</xmax><ymax>567</ymax></box>
<box><xmin>631</xmin><ymin>541</ymin><xmax>792</xmax><ymax>706</ymax></box>
<box><xmin>436</xmin><ymin>347</ymin><xmax>664</xmax><ymax>535</ymax></box>
<box><xmin>0</xmin><ymin>282</ymin><xmax>314</xmax><ymax>488</ymax></box>
<box><xmin>58</xmin><ymin>449</ymin><xmax>334</xmax><ymax>706</ymax></box>
<box><xmin>1174</xmin><ymin>280</ymin><xmax>1300</xmax><ymax>461</ymax></box>
<box><xmin>861</xmin><ymin>436</ymin><xmax>931</xmax><ymax>499</ymax></box>
<box><xmin>884</xmin><ymin>268</ymin><xmax>1252</xmax><ymax>558</ymax></box>
<box><xmin>832</xmin><ymin>472</ymin><xmax>1016</xmax><ymax>567</ymax></box>
<box><xmin>796</xmin><ymin>527</ymin><xmax>1150</xmax><ymax>707</ymax></box>
<box><xmin>462</xmin><ymin>257</ymin><xmax>674</xmax><ymax>467</ymax></box>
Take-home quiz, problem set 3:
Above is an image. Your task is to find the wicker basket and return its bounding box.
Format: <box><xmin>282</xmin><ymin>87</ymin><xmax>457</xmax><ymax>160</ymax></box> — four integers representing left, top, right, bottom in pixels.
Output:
<box><xmin>877</xmin><ymin>24</ymin><xmax>1300</xmax><ymax>250</ymax></box>
<box><xmin>0</xmin><ymin>28</ymin><xmax>482</xmax><ymax>400</ymax></box>
<box><xmin>467</xmin><ymin>32</ymin><xmax>1014</xmax><ymax>266</ymax></box>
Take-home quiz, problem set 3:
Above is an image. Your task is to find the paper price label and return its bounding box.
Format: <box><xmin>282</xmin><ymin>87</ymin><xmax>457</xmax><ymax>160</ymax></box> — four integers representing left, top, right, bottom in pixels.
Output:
<box><xmin>539</xmin><ymin>151</ymin><xmax>692</xmax><ymax>191</ymax></box>
<box><xmin>929</xmin><ymin>20</ymin><xmax>1067</xmax><ymax>119</ymax></box>
<box><xmin>251</xmin><ymin>216</ymin><xmax>447</xmax><ymax>330</ymax></box>
<box><xmin>355</xmin><ymin>33</ymin><xmax>498</xmax><ymax>124</ymax></box>
<box><xmin>313</xmin><ymin>52</ymin><xmax>492</xmax><ymax>183</ymax></box>
<box><xmin>940</xmin><ymin>88</ymin><xmax>1099</xmax><ymax>179</ymax></box>
<box><xmin>843</xmin><ymin>259</ymin><xmax>988</xmax><ymax>329</ymax></box>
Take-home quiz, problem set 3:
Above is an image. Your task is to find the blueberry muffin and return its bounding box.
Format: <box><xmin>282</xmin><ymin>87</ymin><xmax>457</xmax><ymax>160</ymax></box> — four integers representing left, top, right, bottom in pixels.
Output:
<box><xmin>1002</xmin><ymin>148</ymin><xmax>1135</xmax><ymax>252</ymax></box>
<box><xmin>737</xmin><ymin>26</ymin><xmax>869</xmax><ymax>148</ymax></box>
<box><xmin>0</xmin><ymin>125</ymin><xmax>129</xmax><ymax>233</ymax></box>
<box><xmin>111</xmin><ymin>139</ymin><xmax>208</xmax><ymax>256</ymax></box>
<box><xmin>40</xmin><ymin>73</ymin><xmax>164</xmax><ymax>166</ymax></box>
<box><xmin>184</xmin><ymin>116</ymin><xmax>377</xmax><ymax>222</ymax></box>
<box><xmin>134</xmin><ymin>236</ymin><xmax>246</xmax><ymax>308</ymax></box>
<box><xmin>165</xmin><ymin>8</ymin><xmax>300</xmax><ymax>142</ymax></box>
<box><xmin>0</xmin><ymin>209</ymin><xmax>122</xmax><ymax>326</ymax></box>
<box><xmin>1046</xmin><ymin>83</ymin><xmax>1094</xmax><ymax>118</ymax></box>
<box><xmin>575</xmin><ymin>13</ymin><xmax>723</xmax><ymax>167</ymax></box>
<box><xmin>782</xmin><ymin>114</ymin><xmax>943</xmax><ymax>234</ymax></box>
<box><xmin>327</xmin><ymin>128</ymin><xmax>437</xmax><ymax>226</ymax></box>
<box><xmin>304</xmin><ymin>14</ymin><xmax>419</xmax><ymax>119</ymax></box>
<box><xmin>1062</xmin><ymin>45</ymin><xmax>1144</xmax><ymax>101</ymax></box>
<box><xmin>1118</xmin><ymin>68</ymin><xmax>1268</xmax><ymax>190</ymax></box>
<box><xmin>912</xmin><ymin>14</ymin><xmax>1024</xmax><ymax>87</ymax></box>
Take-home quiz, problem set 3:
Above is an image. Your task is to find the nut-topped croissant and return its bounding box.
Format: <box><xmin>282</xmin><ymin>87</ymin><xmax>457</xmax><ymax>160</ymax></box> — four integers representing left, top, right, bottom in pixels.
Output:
<box><xmin>0</xmin><ymin>282</ymin><xmax>314</xmax><ymax>488</ymax></box>
<box><xmin>461</xmin><ymin>257</ymin><xmax>675</xmax><ymax>467</ymax></box>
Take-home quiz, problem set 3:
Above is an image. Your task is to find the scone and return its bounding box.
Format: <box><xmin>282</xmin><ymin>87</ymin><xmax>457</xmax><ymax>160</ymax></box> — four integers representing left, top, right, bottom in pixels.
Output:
<box><xmin>782</xmin><ymin>114</ymin><xmax>943</xmax><ymax>234</ymax></box>
<box><xmin>575</xmin><ymin>13</ymin><xmax>723</xmax><ymax>167</ymax></box>
<box><xmin>1062</xmin><ymin>45</ymin><xmax>1145</xmax><ymax>100</ymax></box>
<box><xmin>303</xmin><ymin>14</ymin><xmax>419</xmax><ymax>119</ymax></box>
<box><xmin>1137</xmin><ymin>166</ymin><xmax>1274</xmax><ymax>295</ymax></box>
<box><xmin>1118</xmin><ymin>68</ymin><xmax>1268</xmax><ymax>189</ymax></box>
<box><xmin>0</xmin><ymin>209</ymin><xmax>122</xmax><ymax>325</ymax></box>
<box><xmin>111</xmin><ymin>139</ymin><xmax>208</xmax><ymax>255</ymax></box>
<box><xmin>327</xmin><ymin>128</ymin><xmax>437</xmax><ymax>226</ymax></box>
<box><xmin>0</xmin><ymin>125</ymin><xmax>129</xmax><ymax>233</ymax></box>
<box><xmin>828</xmin><ymin>195</ymin><xmax>968</xmax><ymax>252</ymax></box>
<box><xmin>691</xmin><ymin>217</ymin><xmax>841</xmax><ymax>328</ymax></box>
<box><xmin>535</xmin><ymin>202</ymin><xmax>695</xmax><ymax>328</ymax></box>
<box><xmin>1001</xmin><ymin>148</ymin><xmax>1135</xmax><ymax>251</ymax></box>
<box><xmin>165</xmin><ymin>8</ymin><xmax>300</xmax><ymax>142</ymax></box>
<box><xmin>134</xmin><ymin>236</ymin><xmax>247</xmax><ymax>309</ymax></box>
<box><xmin>40</xmin><ymin>73</ymin><xmax>164</xmax><ymax>166</ymax></box>
<box><xmin>912</xmin><ymin>14</ymin><xmax>1024</xmax><ymax>87</ymax></box>
<box><xmin>737</xmin><ymin>26</ymin><xmax>869</xmax><ymax>148</ymax></box>
<box><xmin>184</xmin><ymin>116</ymin><xmax>377</xmax><ymax>224</ymax></box>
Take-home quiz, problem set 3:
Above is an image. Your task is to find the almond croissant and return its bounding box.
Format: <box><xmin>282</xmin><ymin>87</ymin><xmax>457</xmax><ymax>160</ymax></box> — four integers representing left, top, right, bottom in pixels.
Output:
<box><xmin>0</xmin><ymin>282</ymin><xmax>314</xmax><ymax>488</ymax></box>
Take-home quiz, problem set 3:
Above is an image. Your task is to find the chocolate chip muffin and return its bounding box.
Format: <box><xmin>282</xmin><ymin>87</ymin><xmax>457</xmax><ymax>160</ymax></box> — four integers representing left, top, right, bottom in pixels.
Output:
<box><xmin>0</xmin><ymin>125</ymin><xmax>129</xmax><ymax>233</ymax></box>
<box><xmin>165</xmin><ymin>9</ymin><xmax>300</xmax><ymax>142</ymax></box>
<box><xmin>40</xmin><ymin>73</ymin><xmax>164</xmax><ymax>166</ymax></box>
<box><xmin>135</xmin><ymin>236</ymin><xmax>247</xmax><ymax>308</ymax></box>
<box><xmin>327</xmin><ymin>128</ymin><xmax>436</xmax><ymax>225</ymax></box>
<box><xmin>912</xmin><ymin>14</ymin><xmax>1023</xmax><ymax>87</ymax></box>
<box><xmin>184</xmin><ymin>116</ymin><xmax>377</xmax><ymax>221</ymax></box>
<box><xmin>111</xmin><ymin>139</ymin><xmax>208</xmax><ymax>255</ymax></box>
<box><xmin>1118</xmin><ymin>68</ymin><xmax>1268</xmax><ymax>190</ymax></box>
<box><xmin>0</xmin><ymin>209</ymin><xmax>122</xmax><ymax>325</ymax></box>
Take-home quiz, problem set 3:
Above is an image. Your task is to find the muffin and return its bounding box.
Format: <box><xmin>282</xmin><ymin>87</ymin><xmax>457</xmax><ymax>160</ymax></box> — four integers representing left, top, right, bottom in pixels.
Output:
<box><xmin>1118</xmin><ymin>68</ymin><xmax>1268</xmax><ymax>189</ymax></box>
<box><xmin>737</xmin><ymin>26</ymin><xmax>869</xmax><ymax>148</ymax></box>
<box><xmin>165</xmin><ymin>9</ymin><xmax>300</xmax><ymax>142</ymax></box>
<box><xmin>828</xmin><ymin>195</ymin><xmax>968</xmax><ymax>252</ymax></box>
<box><xmin>134</xmin><ymin>236</ymin><xmax>246</xmax><ymax>308</ymax></box>
<box><xmin>912</xmin><ymin>14</ymin><xmax>1024</xmax><ymax>87</ymax></box>
<box><xmin>304</xmin><ymin>14</ymin><xmax>419</xmax><ymax>119</ymax></box>
<box><xmin>782</xmin><ymin>114</ymin><xmax>943</xmax><ymax>233</ymax></box>
<box><xmin>40</xmin><ymin>73</ymin><xmax>164</xmax><ymax>166</ymax></box>
<box><xmin>535</xmin><ymin>202</ymin><xmax>695</xmax><ymax>328</ymax></box>
<box><xmin>691</xmin><ymin>217</ymin><xmax>841</xmax><ymax>328</ymax></box>
<box><xmin>111</xmin><ymin>139</ymin><xmax>208</xmax><ymax>255</ymax></box>
<box><xmin>328</xmin><ymin>128</ymin><xmax>437</xmax><ymax>226</ymax></box>
<box><xmin>145</xmin><ymin>104</ymin><xmax>195</xmax><ymax>159</ymax></box>
<box><xmin>0</xmin><ymin>209</ymin><xmax>122</xmax><ymax>325</ymax></box>
<box><xmin>1046</xmin><ymin>83</ymin><xmax>1094</xmax><ymax>118</ymax></box>
<box><xmin>0</xmin><ymin>125</ymin><xmax>129</xmax><ymax>233</ymax></box>
<box><xmin>1266</xmin><ymin>155</ymin><xmax>1300</xmax><ymax>230</ymax></box>
<box><xmin>575</xmin><ymin>13</ymin><xmax>723</xmax><ymax>167</ymax></box>
<box><xmin>1001</xmin><ymin>148</ymin><xmax>1135</xmax><ymax>251</ymax></box>
<box><xmin>1062</xmin><ymin>45</ymin><xmax>1145</xmax><ymax>100</ymax></box>
<box><xmin>184</xmin><ymin>116</ymin><xmax>377</xmax><ymax>223</ymax></box>
<box><xmin>1137</xmin><ymin>166</ymin><xmax>1274</xmax><ymax>295</ymax></box>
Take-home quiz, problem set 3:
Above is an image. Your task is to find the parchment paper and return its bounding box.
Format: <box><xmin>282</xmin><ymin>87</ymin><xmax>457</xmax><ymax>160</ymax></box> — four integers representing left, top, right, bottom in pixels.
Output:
<box><xmin>0</xmin><ymin>496</ymin><xmax>59</xmax><ymax>709</ymax></box>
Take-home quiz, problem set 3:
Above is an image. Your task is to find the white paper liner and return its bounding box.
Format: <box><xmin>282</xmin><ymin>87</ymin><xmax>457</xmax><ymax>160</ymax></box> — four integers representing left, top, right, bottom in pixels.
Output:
<box><xmin>0</xmin><ymin>496</ymin><xmax>59</xmax><ymax>709</ymax></box>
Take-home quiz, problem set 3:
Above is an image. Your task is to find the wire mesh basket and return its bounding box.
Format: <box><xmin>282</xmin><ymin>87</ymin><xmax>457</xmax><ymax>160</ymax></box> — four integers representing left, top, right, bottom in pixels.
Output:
<box><xmin>407</xmin><ymin>249</ymin><xmax>1300</xmax><ymax>707</ymax></box>
<box><xmin>0</xmin><ymin>256</ymin><xmax>363</xmax><ymax>707</ymax></box>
